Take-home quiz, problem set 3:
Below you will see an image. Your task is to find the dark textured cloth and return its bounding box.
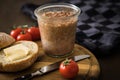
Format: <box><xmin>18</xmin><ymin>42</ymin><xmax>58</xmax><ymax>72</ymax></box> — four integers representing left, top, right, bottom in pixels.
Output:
<box><xmin>21</xmin><ymin>0</ymin><xmax>120</xmax><ymax>56</ymax></box>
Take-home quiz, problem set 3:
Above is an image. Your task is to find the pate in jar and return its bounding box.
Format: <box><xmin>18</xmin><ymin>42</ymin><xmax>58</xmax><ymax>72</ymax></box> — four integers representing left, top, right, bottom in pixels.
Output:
<box><xmin>34</xmin><ymin>3</ymin><xmax>80</xmax><ymax>57</ymax></box>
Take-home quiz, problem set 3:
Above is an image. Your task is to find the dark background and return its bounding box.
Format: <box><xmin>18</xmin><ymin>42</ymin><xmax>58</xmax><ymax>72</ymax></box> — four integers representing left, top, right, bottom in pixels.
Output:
<box><xmin>0</xmin><ymin>0</ymin><xmax>120</xmax><ymax>80</ymax></box>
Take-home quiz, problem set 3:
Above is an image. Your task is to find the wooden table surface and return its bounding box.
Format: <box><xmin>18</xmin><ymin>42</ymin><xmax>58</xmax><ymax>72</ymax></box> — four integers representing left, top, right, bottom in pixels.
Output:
<box><xmin>0</xmin><ymin>0</ymin><xmax>120</xmax><ymax>80</ymax></box>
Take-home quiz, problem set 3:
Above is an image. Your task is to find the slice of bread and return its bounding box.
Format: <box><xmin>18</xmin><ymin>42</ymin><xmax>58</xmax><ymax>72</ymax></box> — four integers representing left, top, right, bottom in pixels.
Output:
<box><xmin>0</xmin><ymin>34</ymin><xmax>39</xmax><ymax>72</ymax></box>
<box><xmin>0</xmin><ymin>32</ymin><xmax>15</xmax><ymax>49</ymax></box>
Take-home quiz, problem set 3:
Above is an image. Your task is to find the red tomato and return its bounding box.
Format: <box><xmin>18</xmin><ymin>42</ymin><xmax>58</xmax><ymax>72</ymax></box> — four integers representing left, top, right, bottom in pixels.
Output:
<box><xmin>27</xmin><ymin>27</ymin><xmax>40</xmax><ymax>41</ymax></box>
<box><xmin>23</xmin><ymin>28</ymin><xmax>28</xmax><ymax>32</ymax></box>
<box><xmin>17</xmin><ymin>32</ymin><xmax>32</xmax><ymax>41</ymax></box>
<box><xmin>59</xmin><ymin>59</ymin><xmax>79</xmax><ymax>79</ymax></box>
<box><xmin>10</xmin><ymin>28</ymin><xmax>22</xmax><ymax>39</ymax></box>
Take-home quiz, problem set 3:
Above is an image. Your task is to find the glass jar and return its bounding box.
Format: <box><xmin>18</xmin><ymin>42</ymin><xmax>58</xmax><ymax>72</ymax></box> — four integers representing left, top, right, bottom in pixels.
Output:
<box><xmin>34</xmin><ymin>3</ymin><xmax>81</xmax><ymax>57</ymax></box>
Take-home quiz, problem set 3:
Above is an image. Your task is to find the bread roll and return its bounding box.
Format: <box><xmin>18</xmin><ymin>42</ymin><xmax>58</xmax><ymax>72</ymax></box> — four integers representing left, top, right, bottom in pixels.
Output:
<box><xmin>0</xmin><ymin>41</ymin><xmax>39</xmax><ymax>72</ymax></box>
<box><xmin>0</xmin><ymin>32</ymin><xmax>15</xmax><ymax>49</ymax></box>
<box><xmin>0</xmin><ymin>32</ymin><xmax>39</xmax><ymax>72</ymax></box>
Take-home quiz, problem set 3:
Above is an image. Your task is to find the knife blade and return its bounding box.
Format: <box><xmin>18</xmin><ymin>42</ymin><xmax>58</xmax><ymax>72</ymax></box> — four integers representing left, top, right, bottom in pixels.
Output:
<box><xmin>15</xmin><ymin>55</ymin><xmax>90</xmax><ymax>80</ymax></box>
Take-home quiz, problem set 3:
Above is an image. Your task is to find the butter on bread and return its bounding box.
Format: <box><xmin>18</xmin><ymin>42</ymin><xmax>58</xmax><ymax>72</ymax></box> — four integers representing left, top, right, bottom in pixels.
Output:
<box><xmin>0</xmin><ymin>32</ymin><xmax>15</xmax><ymax>49</ymax></box>
<box><xmin>0</xmin><ymin>32</ymin><xmax>39</xmax><ymax>72</ymax></box>
<box><xmin>4</xmin><ymin>44</ymin><xmax>30</xmax><ymax>61</ymax></box>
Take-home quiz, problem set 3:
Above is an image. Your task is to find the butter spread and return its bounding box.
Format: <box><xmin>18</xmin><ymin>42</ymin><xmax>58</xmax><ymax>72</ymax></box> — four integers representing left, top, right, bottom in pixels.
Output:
<box><xmin>3</xmin><ymin>44</ymin><xmax>30</xmax><ymax>61</ymax></box>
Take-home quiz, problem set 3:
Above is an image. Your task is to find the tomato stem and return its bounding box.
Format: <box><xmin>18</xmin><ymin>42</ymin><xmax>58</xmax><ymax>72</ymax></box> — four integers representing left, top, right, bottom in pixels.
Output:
<box><xmin>22</xmin><ymin>25</ymin><xmax>28</xmax><ymax>28</ymax></box>
<box><xmin>20</xmin><ymin>29</ymin><xmax>26</xmax><ymax>34</ymax></box>
<box><xmin>63</xmin><ymin>58</ymin><xmax>71</xmax><ymax>66</ymax></box>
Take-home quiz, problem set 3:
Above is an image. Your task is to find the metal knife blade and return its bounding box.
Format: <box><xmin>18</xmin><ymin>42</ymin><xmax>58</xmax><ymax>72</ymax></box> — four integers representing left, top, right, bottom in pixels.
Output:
<box><xmin>15</xmin><ymin>55</ymin><xmax>90</xmax><ymax>80</ymax></box>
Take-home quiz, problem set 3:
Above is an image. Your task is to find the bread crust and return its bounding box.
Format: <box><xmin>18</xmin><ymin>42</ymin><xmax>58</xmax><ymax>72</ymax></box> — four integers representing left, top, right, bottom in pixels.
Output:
<box><xmin>0</xmin><ymin>32</ymin><xmax>15</xmax><ymax>49</ymax></box>
<box><xmin>0</xmin><ymin>41</ymin><xmax>39</xmax><ymax>72</ymax></box>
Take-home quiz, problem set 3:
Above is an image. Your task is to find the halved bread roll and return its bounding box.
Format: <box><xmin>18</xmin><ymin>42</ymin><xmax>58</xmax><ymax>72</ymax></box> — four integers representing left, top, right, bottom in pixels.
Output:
<box><xmin>0</xmin><ymin>32</ymin><xmax>15</xmax><ymax>49</ymax></box>
<box><xmin>0</xmin><ymin>33</ymin><xmax>39</xmax><ymax>72</ymax></box>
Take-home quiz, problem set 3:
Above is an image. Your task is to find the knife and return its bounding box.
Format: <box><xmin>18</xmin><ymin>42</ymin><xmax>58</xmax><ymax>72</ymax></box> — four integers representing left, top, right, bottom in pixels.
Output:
<box><xmin>15</xmin><ymin>55</ymin><xmax>90</xmax><ymax>80</ymax></box>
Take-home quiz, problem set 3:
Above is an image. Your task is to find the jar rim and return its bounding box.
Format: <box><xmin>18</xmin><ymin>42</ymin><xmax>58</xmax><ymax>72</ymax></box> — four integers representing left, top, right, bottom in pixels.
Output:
<box><xmin>34</xmin><ymin>3</ymin><xmax>81</xmax><ymax>19</ymax></box>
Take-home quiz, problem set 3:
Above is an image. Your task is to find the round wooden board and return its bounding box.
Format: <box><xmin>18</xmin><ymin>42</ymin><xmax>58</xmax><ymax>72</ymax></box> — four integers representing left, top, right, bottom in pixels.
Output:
<box><xmin>0</xmin><ymin>41</ymin><xmax>100</xmax><ymax>80</ymax></box>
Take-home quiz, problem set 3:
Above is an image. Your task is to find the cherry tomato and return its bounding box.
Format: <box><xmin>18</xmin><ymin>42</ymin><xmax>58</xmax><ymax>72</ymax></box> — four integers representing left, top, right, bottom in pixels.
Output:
<box><xmin>23</xmin><ymin>28</ymin><xmax>28</xmax><ymax>32</ymax></box>
<box><xmin>27</xmin><ymin>27</ymin><xmax>40</xmax><ymax>41</ymax></box>
<box><xmin>17</xmin><ymin>32</ymin><xmax>32</xmax><ymax>41</ymax></box>
<box><xmin>10</xmin><ymin>28</ymin><xmax>22</xmax><ymax>39</ymax></box>
<box><xmin>59</xmin><ymin>59</ymin><xmax>79</xmax><ymax>79</ymax></box>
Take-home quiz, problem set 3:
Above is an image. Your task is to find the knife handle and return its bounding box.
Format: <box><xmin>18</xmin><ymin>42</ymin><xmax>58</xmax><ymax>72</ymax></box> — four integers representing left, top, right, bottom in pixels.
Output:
<box><xmin>15</xmin><ymin>70</ymin><xmax>43</xmax><ymax>80</ymax></box>
<box><xmin>15</xmin><ymin>74</ymin><xmax>32</xmax><ymax>80</ymax></box>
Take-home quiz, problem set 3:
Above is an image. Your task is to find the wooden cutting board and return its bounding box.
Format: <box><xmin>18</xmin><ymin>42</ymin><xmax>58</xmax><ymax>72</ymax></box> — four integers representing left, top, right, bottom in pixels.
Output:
<box><xmin>0</xmin><ymin>41</ymin><xmax>100</xmax><ymax>80</ymax></box>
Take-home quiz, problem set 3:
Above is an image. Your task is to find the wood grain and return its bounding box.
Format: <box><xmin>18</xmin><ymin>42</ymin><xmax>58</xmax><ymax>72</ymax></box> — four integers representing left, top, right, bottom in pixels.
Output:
<box><xmin>0</xmin><ymin>41</ymin><xmax>100</xmax><ymax>80</ymax></box>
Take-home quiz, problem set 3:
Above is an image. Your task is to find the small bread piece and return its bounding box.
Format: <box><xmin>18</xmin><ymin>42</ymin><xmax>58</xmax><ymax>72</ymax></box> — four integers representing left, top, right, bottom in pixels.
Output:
<box><xmin>0</xmin><ymin>41</ymin><xmax>39</xmax><ymax>72</ymax></box>
<box><xmin>0</xmin><ymin>32</ymin><xmax>15</xmax><ymax>49</ymax></box>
